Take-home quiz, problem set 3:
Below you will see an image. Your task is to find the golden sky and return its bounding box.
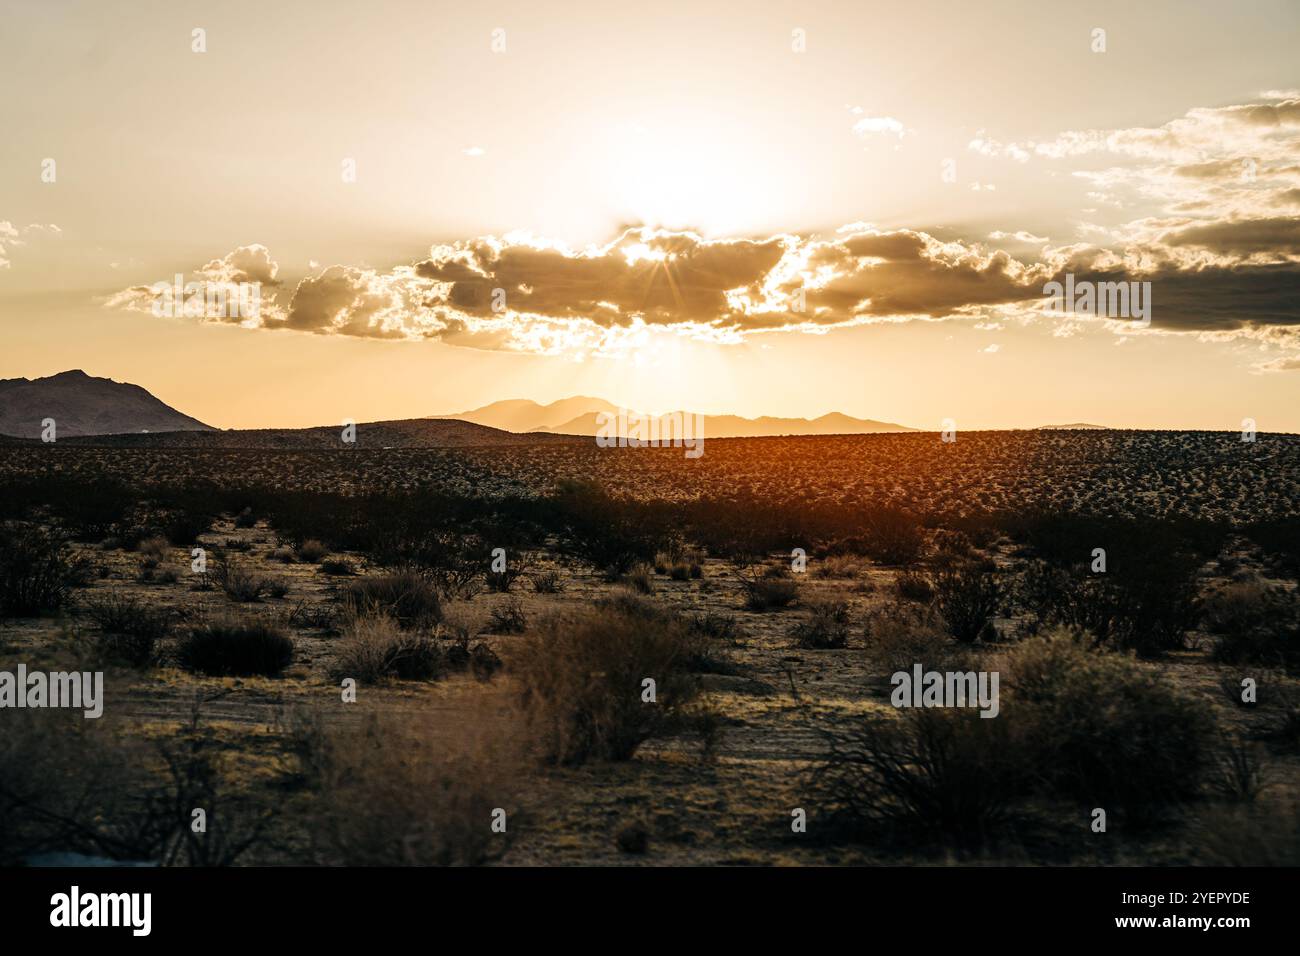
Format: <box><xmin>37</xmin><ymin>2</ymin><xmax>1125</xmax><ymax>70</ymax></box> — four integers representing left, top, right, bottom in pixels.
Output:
<box><xmin>2</xmin><ymin>0</ymin><xmax>1299</xmax><ymax>430</ymax></box>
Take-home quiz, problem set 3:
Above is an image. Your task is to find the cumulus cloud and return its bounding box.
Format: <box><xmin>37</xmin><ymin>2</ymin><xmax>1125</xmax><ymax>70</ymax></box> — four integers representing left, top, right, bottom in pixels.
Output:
<box><xmin>105</xmin><ymin>96</ymin><xmax>1300</xmax><ymax>360</ymax></box>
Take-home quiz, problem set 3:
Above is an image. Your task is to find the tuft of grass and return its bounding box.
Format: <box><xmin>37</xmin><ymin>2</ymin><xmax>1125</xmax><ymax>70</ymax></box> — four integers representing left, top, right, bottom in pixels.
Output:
<box><xmin>486</xmin><ymin>597</ymin><xmax>527</xmax><ymax>634</ymax></box>
<box><xmin>81</xmin><ymin>591</ymin><xmax>171</xmax><ymax>666</ymax></box>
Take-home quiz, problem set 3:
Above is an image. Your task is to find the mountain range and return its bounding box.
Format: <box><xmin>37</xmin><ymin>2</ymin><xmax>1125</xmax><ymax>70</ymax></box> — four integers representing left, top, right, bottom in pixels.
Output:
<box><xmin>445</xmin><ymin>397</ymin><xmax>916</xmax><ymax>437</ymax></box>
<box><xmin>0</xmin><ymin>370</ymin><xmax>214</xmax><ymax>439</ymax></box>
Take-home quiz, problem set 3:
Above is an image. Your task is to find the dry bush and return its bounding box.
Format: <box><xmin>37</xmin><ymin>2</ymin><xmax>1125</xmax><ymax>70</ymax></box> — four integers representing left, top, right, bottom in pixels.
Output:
<box><xmin>485</xmin><ymin>596</ymin><xmax>528</xmax><ymax>634</ymax></box>
<box><xmin>0</xmin><ymin>706</ymin><xmax>274</xmax><ymax>866</ymax></box>
<box><xmin>811</xmin><ymin>707</ymin><xmax>1028</xmax><ymax>850</ymax></box>
<box><xmin>894</xmin><ymin>569</ymin><xmax>934</xmax><ymax>603</ymax></box>
<box><xmin>791</xmin><ymin>599</ymin><xmax>852</xmax><ymax>649</ymax></box>
<box><xmin>135</xmin><ymin>535</ymin><xmax>169</xmax><ymax>562</ymax></box>
<box><xmin>1206</xmin><ymin>583</ymin><xmax>1300</xmax><ymax>674</ymax></box>
<box><xmin>178</xmin><ymin>619</ymin><xmax>295</xmax><ymax>677</ymax></box>
<box><xmin>296</xmin><ymin>539</ymin><xmax>329</xmax><ymax>562</ymax></box>
<box><xmin>1202</xmin><ymin>577</ymin><xmax>1274</xmax><ymax>634</ymax></box>
<box><xmin>320</xmin><ymin>558</ymin><xmax>357</xmax><ymax>576</ymax></box>
<box><xmin>528</xmin><ymin>569</ymin><xmax>564</xmax><ymax>593</ymax></box>
<box><xmin>930</xmin><ymin>561</ymin><xmax>1001</xmax><ymax>643</ymax></box>
<box><xmin>812</xmin><ymin>554</ymin><xmax>865</xmax><ymax>580</ymax></box>
<box><xmin>342</xmin><ymin>571</ymin><xmax>442</xmax><ymax>629</ymax></box>
<box><xmin>862</xmin><ymin>602</ymin><xmax>964</xmax><ymax>674</ymax></box>
<box><xmin>80</xmin><ymin>591</ymin><xmax>171</xmax><ymax>666</ymax></box>
<box><xmin>330</xmin><ymin>613</ymin><xmax>442</xmax><ymax>683</ymax></box>
<box><xmin>1005</xmin><ymin>631</ymin><xmax>1215</xmax><ymax>820</ymax></box>
<box><xmin>0</xmin><ymin>523</ymin><xmax>86</xmax><ymax>617</ymax></box>
<box><xmin>509</xmin><ymin>596</ymin><xmax>701</xmax><ymax>764</ymax></box>
<box><xmin>301</xmin><ymin>702</ymin><xmax>524</xmax><ymax>865</ymax></box>
<box><xmin>738</xmin><ymin>564</ymin><xmax>799</xmax><ymax>610</ymax></box>
<box><xmin>623</xmin><ymin>561</ymin><xmax>655</xmax><ymax>594</ymax></box>
<box><xmin>212</xmin><ymin>555</ymin><xmax>269</xmax><ymax>602</ymax></box>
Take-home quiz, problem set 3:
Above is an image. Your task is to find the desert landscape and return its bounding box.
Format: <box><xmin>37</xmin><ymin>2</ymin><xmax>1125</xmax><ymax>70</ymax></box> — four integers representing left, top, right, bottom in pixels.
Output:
<box><xmin>3</xmin><ymin>398</ymin><xmax>1298</xmax><ymax>866</ymax></box>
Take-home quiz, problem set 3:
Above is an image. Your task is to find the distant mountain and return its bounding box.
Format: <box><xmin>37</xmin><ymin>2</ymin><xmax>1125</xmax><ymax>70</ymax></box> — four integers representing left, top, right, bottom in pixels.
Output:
<box><xmin>50</xmin><ymin>418</ymin><xmax>581</xmax><ymax>449</ymax></box>
<box><xmin>0</xmin><ymin>370</ymin><xmax>214</xmax><ymax>438</ymax></box>
<box><xmin>446</xmin><ymin>396</ymin><xmax>619</xmax><ymax>432</ymax></box>
<box><xmin>446</xmin><ymin>397</ymin><xmax>915</xmax><ymax>437</ymax></box>
<box><xmin>1035</xmin><ymin>423</ymin><xmax>1108</xmax><ymax>430</ymax></box>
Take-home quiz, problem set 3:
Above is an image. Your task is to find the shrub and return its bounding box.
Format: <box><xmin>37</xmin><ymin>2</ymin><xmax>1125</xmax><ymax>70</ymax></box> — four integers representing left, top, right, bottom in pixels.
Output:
<box><xmin>81</xmin><ymin>592</ymin><xmax>171</xmax><ymax>666</ymax></box>
<box><xmin>1206</xmin><ymin>583</ymin><xmax>1299</xmax><ymax>673</ymax></box>
<box><xmin>791</xmin><ymin>599</ymin><xmax>852</xmax><ymax>649</ymax></box>
<box><xmin>301</xmin><ymin>706</ymin><xmax>521</xmax><ymax>865</ymax></box>
<box><xmin>135</xmin><ymin>536</ymin><xmax>169</xmax><ymax>562</ymax></box>
<box><xmin>623</xmin><ymin>562</ymin><xmax>655</xmax><ymax>594</ymax></box>
<box><xmin>510</xmin><ymin>598</ymin><xmax>700</xmax><ymax>763</ymax></box>
<box><xmin>330</xmin><ymin>614</ymin><xmax>442</xmax><ymax>683</ymax></box>
<box><xmin>811</xmin><ymin>707</ymin><xmax>1027</xmax><ymax>849</ymax></box>
<box><xmin>894</xmin><ymin>569</ymin><xmax>934</xmax><ymax>603</ymax></box>
<box><xmin>862</xmin><ymin>602</ymin><xmax>964</xmax><ymax>674</ymax></box>
<box><xmin>0</xmin><ymin>523</ymin><xmax>85</xmax><ymax>617</ymax></box>
<box><xmin>320</xmin><ymin>558</ymin><xmax>357</xmax><ymax>576</ymax></box>
<box><xmin>342</xmin><ymin>572</ymin><xmax>442</xmax><ymax>629</ymax></box>
<box><xmin>930</xmin><ymin>562</ymin><xmax>1001</xmax><ymax>643</ymax></box>
<box><xmin>738</xmin><ymin>566</ymin><xmax>799</xmax><ymax>610</ymax></box>
<box><xmin>486</xmin><ymin>597</ymin><xmax>527</xmax><ymax>634</ymax></box>
<box><xmin>548</xmin><ymin>479</ymin><xmax>658</xmax><ymax>577</ymax></box>
<box><xmin>862</xmin><ymin>507</ymin><xmax>925</xmax><ymax>566</ymax></box>
<box><xmin>212</xmin><ymin>556</ymin><xmax>268</xmax><ymax>602</ymax></box>
<box><xmin>1005</xmin><ymin>632</ymin><xmax>1215</xmax><ymax>819</ymax></box>
<box><xmin>528</xmin><ymin>570</ymin><xmax>564</xmax><ymax>593</ymax></box>
<box><xmin>178</xmin><ymin>620</ymin><xmax>295</xmax><ymax>677</ymax></box>
<box><xmin>297</xmin><ymin>539</ymin><xmax>329</xmax><ymax>563</ymax></box>
<box><xmin>688</xmin><ymin>611</ymin><xmax>743</xmax><ymax>643</ymax></box>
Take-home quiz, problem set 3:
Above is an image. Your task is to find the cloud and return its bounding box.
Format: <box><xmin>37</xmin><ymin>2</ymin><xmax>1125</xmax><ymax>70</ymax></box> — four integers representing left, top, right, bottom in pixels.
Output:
<box><xmin>0</xmin><ymin>220</ymin><xmax>60</xmax><ymax>269</ymax></box>
<box><xmin>104</xmin><ymin>98</ymin><xmax>1300</xmax><ymax>360</ymax></box>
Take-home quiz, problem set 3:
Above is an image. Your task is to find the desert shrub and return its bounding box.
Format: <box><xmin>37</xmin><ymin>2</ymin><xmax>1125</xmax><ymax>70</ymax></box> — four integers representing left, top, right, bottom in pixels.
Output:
<box><xmin>287</xmin><ymin>599</ymin><xmax>340</xmax><ymax>634</ymax></box>
<box><xmin>813</xmin><ymin>554</ymin><xmax>865</xmax><ymax>579</ymax></box>
<box><xmin>528</xmin><ymin>569</ymin><xmax>564</xmax><ymax>593</ymax></box>
<box><xmin>930</xmin><ymin>561</ymin><xmax>1001</xmax><ymax>643</ymax></box>
<box><xmin>268</xmin><ymin>546</ymin><xmax>297</xmax><ymax>563</ymax></box>
<box><xmin>862</xmin><ymin>602</ymin><xmax>964</xmax><ymax>674</ymax></box>
<box><xmin>330</xmin><ymin>614</ymin><xmax>442</xmax><ymax>683</ymax></box>
<box><xmin>486</xmin><ymin>597</ymin><xmax>527</xmax><ymax>634</ymax></box>
<box><xmin>81</xmin><ymin>592</ymin><xmax>171</xmax><ymax>666</ymax></box>
<box><xmin>136</xmin><ymin>536</ymin><xmax>169</xmax><ymax>562</ymax></box>
<box><xmin>211</xmin><ymin>555</ymin><xmax>268</xmax><ymax>602</ymax></box>
<box><xmin>342</xmin><ymin>572</ymin><xmax>442</xmax><ymax>630</ymax></box>
<box><xmin>547</xmin><ymin>479</ymin><xmax>658</xmax><ymax>577</ymax></box>
<box><xmin>623</xmin><ymin>562</ymin><xmax>655</xmax><ymax>594</ymax></box>
<box><xmin>301</xmin><ymin>706</ymin><xmax>521</xmax><ymax>865</ymax></box>
<box><xmin>320</xmin><ymin>558</ymin><xmax>357</xmax><ymax>576</ymax></box>
<box><xmin>233</xmin><ymin>509</ymin><xmax>257</xmax><ymax>529</ymax></box>
<box><xmin>894</xmin><ymin>569</ymin><xmax>933</xmax><ymax>603</ymax></box>
<box><xmin>266</xmin><ymin>578</ymin><xmax>290</xmax><ymax>599</ymax></box>
<box><xmin>861</xmin><ymin>507</ymin><xmax>925</xmax><ymax>566</ymax></box>
<box><xmin>1205</xmin><ymin>583</ymin><xmax>1299</xmax><ymax>673</ymax></box>
<box><xmin>738</xmin><ymin>565</ymin><xmax>799</xmax><ymax>610</ymax></box>
<box><xmin>1211</xmin><ymin>733</ymin><xmax>1269</xmax><ymax>802</ymax></box>
<box><xmin>0</xmin><ymin>707</ymin><xmax>273</xmax><ymax>866</ymax></box>
<box><xmin>688</xmin><ymin>611</ymin><xmax>743</xmax><ymax>643</ymax></box>
<box><xmin>1005</xmin><ymin>632</ymin><xmax>1215</xmax><ymax>819</ymax></box>
<box><xmin>811</xmin><ymin>707</ymin><xmax>1027</xmax><ymax>849</ymax></box>
<box><xmin>0</xmin><ymin>523</ymin><xmax>85</xmax><ymax>617</ymax></box>
<box><xmin>297</xmin><ymin>539</ymin><xmax>329</xmax><ymax>562</ymax></box>
<box><xmin>791</xmin><ymin>599</ymin><xmax>852</xmax><ymax>649</ymax></box>
<box><xmin>668</xmin><ymin>561</ymin><xmax>694</xmax><ymax>581</ymax></box>
<box><xmin>486</xmin><ymin>550</ymin><xmax>533</xmax><ymax>592</ymax></box>
<box><xmin>178</xmin><ymin>620</ymin><xmax>295</xmax><ymax>677</ymax></box>
<box><xmin>510</xmin><ymin>597</ymin><xmax>700</xmax><ymax>763</ymax></box>
<box><xmin>1018</xmin><ymin>555</ymin><xmax>1202</xmax><ymax>658</ymax></box>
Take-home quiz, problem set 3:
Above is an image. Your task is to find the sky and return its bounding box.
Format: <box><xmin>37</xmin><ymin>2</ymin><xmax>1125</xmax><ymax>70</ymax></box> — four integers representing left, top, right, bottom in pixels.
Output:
<box><xmin>1</xmin><ymin>0</ymin><xmax>1298</xmax><ymax>431</ymax></box>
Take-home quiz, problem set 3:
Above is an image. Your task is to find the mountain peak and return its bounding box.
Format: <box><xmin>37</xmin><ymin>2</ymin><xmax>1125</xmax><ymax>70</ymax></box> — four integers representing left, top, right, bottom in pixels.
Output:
<box><xmin>0</xmin><ymin>371</ymin><xmax>214</xmax><ymax>439</ymax></box>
